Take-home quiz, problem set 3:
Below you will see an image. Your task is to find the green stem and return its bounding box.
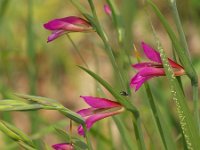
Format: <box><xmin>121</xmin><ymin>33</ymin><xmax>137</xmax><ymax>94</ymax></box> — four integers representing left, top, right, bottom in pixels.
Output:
<box><xmin>193</xmin><ymin>84</ymin><xmax>200</xmax><ymax>133</ymax></box>
<box><xmin>27</xmin><ymin>0</ymin><xmax>42</xmax><ymax>148</ymax></box>
<box><xmin>132</xmin><ymin>111</ymin><xmax>146</xmax><ymax>150</ymax></box>
<box><xmin>66</xmin><ymin>34</ymin><xmax>89</xmax><ymax>69</ymax></box>
<box><xmin>169</xmin><ymin>0</ymin><xmax>190</xmax><ymax>59</ymax></box>
<box><xmin>87</xmin><ymin>0</ymin><xmax>127</xmax><ymax>91</ymax></box>
<box><xmin>91</xmin><ymin>46</ymin><xmax>105</xmax><ymax>97</ymax></box>
<box><xmin>83</xmin><ymin>126</ymin><xmax>93</xmax><ymax>150</ymax></box>
<box><xmin>106</xmin><ymin>0</ymin><xmax>132</xmax><ymax>67</ymax></box>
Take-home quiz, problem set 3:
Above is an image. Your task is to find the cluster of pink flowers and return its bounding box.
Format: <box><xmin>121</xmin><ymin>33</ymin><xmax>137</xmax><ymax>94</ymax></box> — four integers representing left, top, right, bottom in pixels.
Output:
<box><xmin>43</xmin><ymin>4</ymin><xmax>184</xmax><ymax>150</ymax></box>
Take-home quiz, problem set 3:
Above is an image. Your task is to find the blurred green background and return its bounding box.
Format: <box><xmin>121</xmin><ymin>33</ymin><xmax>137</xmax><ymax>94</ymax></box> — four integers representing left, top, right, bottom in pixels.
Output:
<box><xmin>0</xmin><ymin>0</ymin><xmax>200</xmax><ymax>149</ymax></box>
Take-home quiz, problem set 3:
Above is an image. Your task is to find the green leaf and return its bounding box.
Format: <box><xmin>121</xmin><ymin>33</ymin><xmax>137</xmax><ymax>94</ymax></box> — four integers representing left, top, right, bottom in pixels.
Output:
<box><xmin>55</xmin><ymin>128</ymin><xmax>70</xmax><ymax>142</ymax></box>
<box><xmin>14</xmin><ymin>94</ymin><xmax>62</xmax><ymax>107</ymax></box>
<box><xmin>0</xmin><ymin>100</ymin><xmax>43</xmax><ymax>111</ymax></box>
<box><xmin>0</xmin><ymin>121</ymin><xmax>35</xmax><ymax>148</ymax></box>
<box><xmin>73</xmin><ymin>139</ymin><xmax>88</xmax><ymax>150</ymax></box>
<box><xmin>0</xmin><ymin>94</ymin><xmax>85</xmax><ymax>125</ymax></box>
<box><xmin>58</xmin><ymin>108</ymin><xmax>85</xmax><ymax>125</ymax></box>
<box><xmin>18</xmin><ymin>141</ymin><xmax>37</xmax><ymax>150</ymax></box>
<box><xmin>14</xmin><ymin>94</ymin><xmax>85</xmax><ymax>124</ymax></box>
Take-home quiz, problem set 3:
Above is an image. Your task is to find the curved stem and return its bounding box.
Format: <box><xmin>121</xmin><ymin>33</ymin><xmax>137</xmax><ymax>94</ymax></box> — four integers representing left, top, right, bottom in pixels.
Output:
<box><xmin>66</xmin><ymin>34</ymin><xmax>89</xmax><ymax>69</ymax></box>
<box><xmin>87</xmin><ymin>0</ymin><xmax>127</xmax><ymax>91</ymax></box>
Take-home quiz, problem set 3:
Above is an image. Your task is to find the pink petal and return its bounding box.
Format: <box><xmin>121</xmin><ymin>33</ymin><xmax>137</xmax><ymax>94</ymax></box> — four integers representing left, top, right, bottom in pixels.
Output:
<box><xmin>59</xmin><ymin>16</ymin><xmax>91</xmax><ymax>27</ymax></box>
<box><xmin>43</xmin><ymin>16</ymin><xmax>91</xmax><ymax>31</ymax></box>
<box><xmin>139</xmin><ymin>67</ymin><xmax>165</xmax><ymax>77</ymax></box>
<box><xmin>77</xmin><ymin>108</ymin><xmax>97</xmax><ymax>117</ymax></box>
<box><xmin>168</xmin><ymin>59</ymin><xmax>183</xmax><ymax>69</ymax></box>
<box><xmin>130</xmin><ymin>67</ymin><xmax>165</xmax><ymax>91</ymax></box>
<box><xmin>44</xmin><ymin>20</ymin><xmax>66</xmax><ymax>30</ymax></box>
<box><xmin>142</xmin><ymin>42</ymin><xmax>162</xmax><ymax>63</ymax></box>
<box><xmin>104</xmin><ymin>4</ymin><xmax>112</xmax><ymax>16</ymax></box>
<box><xmin>77</xmin><ymin>125</ymin><xmax>85</xmax><ymax>136</ymax></box>
<box><xmin>132</xmin><ymin>62</ymin><xmax>159</xmax><ymax>70</ymax></box>
<box><xmin>130</xmin><ymin>73</ymin><xmax>144</xmax><ymax>84</ymax></box>
<box><xmin>47</xmin><ymin>30</ymin><xmax>65</xmax><ymax>42</ymax></box>
<box><xmin>52</xmin><ymin>143</ymin><xmax>74</xmax><ymax>150</ymax></box>
<box><xmin>135</xmin><ymin>77</ymin><xmax>151</xmax><ymax>91</ymax></box>
<box><xmin>130</xmin><ymin>73</ymin><xmax>151</xmax><ymax>91</ymax></box>
<box><xmin>78</xmin><ymin>111</ymin><xmax>121</xmax><ymax>136</ymax></box>
<box><xmin>80</xmin><ymin>96</ymin><xmax>121</xmax><ymax>109</ymax></box>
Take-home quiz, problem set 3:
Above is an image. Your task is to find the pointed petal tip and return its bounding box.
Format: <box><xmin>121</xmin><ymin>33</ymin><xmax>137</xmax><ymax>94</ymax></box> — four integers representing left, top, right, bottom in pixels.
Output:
<box><xmin>141</xmin><ymin>42</ymin><xmax>162</xmax><ymax>63</ymax></box>
<box><xmin>80</xmin><ymin>96</ymin><xmax>121</xmax><ymax>108</ymax></box>
<box><xmin>130</xmin><ymin>82</ymin><xmax>138</xmax><ymax>92</ymax></box>
<box><xmin>77</xmin><ymin>125</ymin><xmax>85</xmax><ymax>136</ymax></box>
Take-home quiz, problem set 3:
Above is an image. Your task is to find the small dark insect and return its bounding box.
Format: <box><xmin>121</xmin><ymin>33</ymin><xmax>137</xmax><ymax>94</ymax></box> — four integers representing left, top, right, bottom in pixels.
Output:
<box><xmin>120</xmin><ymin>91</ymin><xmax>129</xmax><ymax>96</ymax></box>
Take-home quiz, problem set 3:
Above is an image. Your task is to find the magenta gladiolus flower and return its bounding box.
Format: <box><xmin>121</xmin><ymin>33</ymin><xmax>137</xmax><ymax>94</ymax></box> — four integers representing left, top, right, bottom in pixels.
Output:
<box><xmin>104</xmin><ymin>4</ymin><xmax>112</xmax><ymax>16</ymax></box>
<box><xmin>77</xmin><ymin>96</ymin><xmax>124</xmax><ymax>136</ymax></box>
<box><xmin>130</xmin><ymin>42</ymin><xmax>185</xmax><ymax>91</ymax></box>
<box><xmin>52</xmin><ymin>143</ymin><xmax>74</xmax><ymax>150</ymax></box>
<box><xmin>43</xmin><ymin>16</ymin><xmax>92</xmax><ymax>42</ymax></box>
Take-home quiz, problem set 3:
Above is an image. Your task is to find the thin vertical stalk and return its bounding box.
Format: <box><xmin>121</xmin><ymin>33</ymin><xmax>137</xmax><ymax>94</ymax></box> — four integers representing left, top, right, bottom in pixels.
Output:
<box><xmin>132</xmin><ymin>111</ymin><xmax>146</xmax><ymax>150</ymax></box>
<box><xmin>169</xmin><ymin>0</ymin><xmax>190</xmax><ymax>59</ymax></box>
<box><xmin>106</xmin><ymin>0</ymin><xmax>132</xmax><ymax>95</ymax></box>
<box><xmin>27</xmin><ymin>0</ymin><xmax>41</xmax><ymax>148</ymax></box>
<box><xmin>83</xmin><ymin>126</ymin><xmax>93</xmax><ymax>150</ymax></box>
<box><xmin>193</xmin><ymin>85</ymin><xmax>199</xmax><ymax>132</ymax></box>
<box><xmin>66</xmin><ymin>34</ymin><xmax>89</xmax><ymax>69</ymax></box>
<box><xmin>27</xmin><ymin>0</ymin><xmax>36</xmax><ymax>94</ymax></box>
<box><xmin>91</xmin><ymin>46</ymin><xmax>105</xmax><ymax>97</ymax></box>
<box><xmin>87</xmin><ymin>0</ymin><xmax>127</xmax><ymax>91</ymax></box>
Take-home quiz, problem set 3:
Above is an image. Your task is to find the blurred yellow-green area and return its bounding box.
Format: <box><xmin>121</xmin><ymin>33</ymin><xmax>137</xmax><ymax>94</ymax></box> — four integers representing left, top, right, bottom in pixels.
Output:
<box><xmin>0</xmin><ymin>0</ymin><xmax>200</xmax><ymax>149</ymax></box>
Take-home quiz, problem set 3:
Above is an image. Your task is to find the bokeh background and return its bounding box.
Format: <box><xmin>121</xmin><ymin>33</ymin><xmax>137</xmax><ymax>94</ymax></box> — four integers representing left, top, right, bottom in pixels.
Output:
<box><xmin>0</xmin><ymin>0</ymin><xmax>200</xmax><ymax>149</ymax></box>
